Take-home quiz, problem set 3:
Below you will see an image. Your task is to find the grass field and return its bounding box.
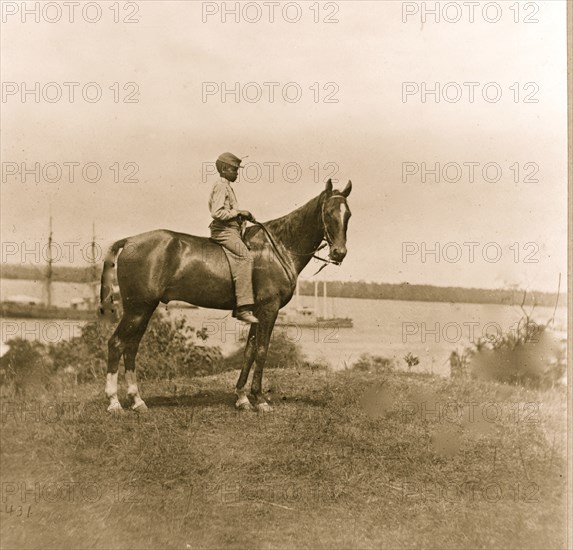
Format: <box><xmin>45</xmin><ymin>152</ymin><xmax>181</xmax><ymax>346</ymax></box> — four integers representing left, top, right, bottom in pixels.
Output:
<box><xmin>1</xmin><ymin>367</ymin><xmax>568</xmax><ymax>549</ymax></box>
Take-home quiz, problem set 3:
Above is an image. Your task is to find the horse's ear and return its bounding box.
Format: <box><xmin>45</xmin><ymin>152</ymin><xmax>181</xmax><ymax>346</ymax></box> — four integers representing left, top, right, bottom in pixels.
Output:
<box><xmin>341</xmin><ymin>180</ymin><xmax>352</xmax><ymax>197</ymax></box>
<box><xmin>325</xmin><ymin>179</ymin><xmax>333</xmax><ymax>193</ymax></box>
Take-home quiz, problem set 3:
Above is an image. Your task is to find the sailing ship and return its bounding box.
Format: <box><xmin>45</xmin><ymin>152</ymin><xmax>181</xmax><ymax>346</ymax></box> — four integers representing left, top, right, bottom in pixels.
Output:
<box><xmin>276</xmin><ymin>280</ymin><xmax>353</xmax><ymax>328</ymax></box>
<box><xmin>0</xmin><ymin>219</ymin><xmax>99</xmax><ymax>321</ymax></box>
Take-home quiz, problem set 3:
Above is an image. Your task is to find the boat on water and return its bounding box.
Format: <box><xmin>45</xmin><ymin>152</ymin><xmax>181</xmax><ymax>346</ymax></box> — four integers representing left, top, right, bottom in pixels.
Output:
<box><xmin>276</xmin><ymin>280</ymin><xmax>353</xmax><ymax>328</ymax></box>
<box><xmin>0</xmin><ymin>219</ymin><xmax>100</xmax><ymax>322</ymax></box>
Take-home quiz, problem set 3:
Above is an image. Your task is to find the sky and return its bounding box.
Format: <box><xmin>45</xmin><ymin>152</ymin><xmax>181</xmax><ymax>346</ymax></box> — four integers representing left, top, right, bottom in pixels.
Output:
<box><xmin>0</xmin><ymin>0</ymin><xmax>568</xmax><ymax>292</ymax></box>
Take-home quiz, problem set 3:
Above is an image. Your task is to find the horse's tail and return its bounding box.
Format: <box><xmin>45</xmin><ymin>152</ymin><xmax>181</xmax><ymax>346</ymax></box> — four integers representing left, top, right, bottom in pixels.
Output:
<box><xmin>98</xmin><ymin>238</ymin><xmax>128</xmax><ymax>322</ymax></box>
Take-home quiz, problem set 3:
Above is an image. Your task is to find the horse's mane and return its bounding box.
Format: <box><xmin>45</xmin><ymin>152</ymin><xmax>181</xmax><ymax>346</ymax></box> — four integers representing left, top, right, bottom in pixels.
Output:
<box><xmin>261</xmin><ymin>191</ymin><xmax>326</xmax><ymax>247</ymax></box>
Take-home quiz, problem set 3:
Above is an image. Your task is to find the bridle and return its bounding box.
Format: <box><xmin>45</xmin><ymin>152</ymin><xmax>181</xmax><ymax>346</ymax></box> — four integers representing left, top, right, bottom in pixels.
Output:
<box><xmin>310</xmin><ymin>195</ymin><xmax>348</xmax><ymax>273</ymax></box>
<box><xmin>320</xmin><ymin>195</ymin><xmax>338</xmax><ymax>249</ymax></box>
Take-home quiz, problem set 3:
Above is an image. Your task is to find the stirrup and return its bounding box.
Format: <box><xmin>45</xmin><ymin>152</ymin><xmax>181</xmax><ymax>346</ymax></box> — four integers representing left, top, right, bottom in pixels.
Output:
<box><xmin>236</xmin><ymin>311</ymin><xmax>259</xmax><ymax>324</ymax></box>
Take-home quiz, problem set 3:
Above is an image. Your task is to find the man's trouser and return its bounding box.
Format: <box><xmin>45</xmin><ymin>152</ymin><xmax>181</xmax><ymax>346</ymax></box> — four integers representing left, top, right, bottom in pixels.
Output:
<box><xmin>210</xmin><ymin>221</ymin><xmax>255</xmax><ymax>308</ymax></box>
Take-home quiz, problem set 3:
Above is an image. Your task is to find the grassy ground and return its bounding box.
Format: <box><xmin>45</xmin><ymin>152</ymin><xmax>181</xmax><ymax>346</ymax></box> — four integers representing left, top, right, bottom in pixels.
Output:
<box><xmin>0</xmin><ymin>368</ymin><xmax>568</xmax><ymax>549</ymax></box>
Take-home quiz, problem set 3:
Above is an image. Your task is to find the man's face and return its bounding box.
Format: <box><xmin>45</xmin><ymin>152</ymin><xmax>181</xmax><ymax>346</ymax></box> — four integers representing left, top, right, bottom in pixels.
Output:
<box><xmin>221</xmin><ymin>164</ymin><xmax>239</xmax><ymax>182</ymax></box>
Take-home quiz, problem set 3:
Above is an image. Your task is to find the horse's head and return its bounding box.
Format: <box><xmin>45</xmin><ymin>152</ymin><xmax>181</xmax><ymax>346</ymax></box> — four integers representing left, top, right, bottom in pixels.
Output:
<box><xmin>321</xmin><ymin>179</ymin><xmax>352</xmax><ymax>263</ymax></box>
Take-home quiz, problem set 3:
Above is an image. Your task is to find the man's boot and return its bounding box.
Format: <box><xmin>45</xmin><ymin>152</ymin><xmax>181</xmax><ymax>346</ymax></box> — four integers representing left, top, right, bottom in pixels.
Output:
<box><xmin>236</xmin><ymin>305</ymin><xmax>258</xmax><ymax>324</ymax></box>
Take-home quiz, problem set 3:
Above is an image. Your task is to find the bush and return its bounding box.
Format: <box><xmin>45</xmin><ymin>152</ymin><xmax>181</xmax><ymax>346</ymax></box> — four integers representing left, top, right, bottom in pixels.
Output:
<box><xmin>49</xmin><ymin>321</ymin><xmax>112</xmax><ymax>383</ymax></box>
<box><xmin>223</xmin><ymin>330</ymin><xmax>307</xmax><ymax>371</ymax></box>
<box><xmin>402</xmin><ymin>352</ymin><xmax>420</xmax><ymax>370</ymax></box>
<box><xmin>0</xmin><ymin>339</ymin><xmax>55</xmax><ymax>396</ymax></box>
<box><xmin>0</xmin><ymin>312</ymin><xmax>226</xmax><ymax>387</ymax></box>
<box><xmin>306</xmin><ymin>356</ymin><xmax>331</xmax><ymax>371</ymax></box>
<box><xmin>134</xmin><ymin>314</ymin><xmax>224</xmax><ymax>379</ymax></box>
<box><xmin>448</xmin><ymin>348</ymin><xmax>474</xmax><ymax>379</ymax></box>
<box><xmin>352</xmin><ymin>353</ymin><xmax>394</xmax><ymax>374</ymax></box>
<box><xmin>0</xmin><ymin>313</ymin><xmax>320</xmax><ymax>388</ymax></box>
<box><xmin>467</xmin><ymin>318</ymin><xmax>566</xmax><ymax>387</ymax></box>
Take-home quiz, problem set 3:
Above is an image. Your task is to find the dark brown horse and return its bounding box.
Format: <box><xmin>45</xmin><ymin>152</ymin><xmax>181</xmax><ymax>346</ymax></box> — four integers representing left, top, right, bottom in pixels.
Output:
<box><xmin>99</xmin><ymin>179</ymin><xmax>352</xmax><ymax>413</ymax></box>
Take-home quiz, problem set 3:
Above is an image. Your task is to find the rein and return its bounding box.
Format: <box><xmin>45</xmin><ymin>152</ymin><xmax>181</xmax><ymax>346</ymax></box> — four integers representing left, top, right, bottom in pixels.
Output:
<box><xmin>250</xmin><ymin>220</ymin><xmax>297</xmax><ymax>287</ymax></box>
<box><xmin>249</xmin><ymin>195</ymin><xmax>343</xmax><ymax>282</ymax></box>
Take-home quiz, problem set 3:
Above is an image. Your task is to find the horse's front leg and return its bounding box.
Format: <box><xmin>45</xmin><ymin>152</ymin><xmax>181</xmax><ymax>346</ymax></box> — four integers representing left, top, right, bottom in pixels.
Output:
<box><xmin>250</xmin><ymin>306</ymin><xmax>279</xmax><ymax>413</ymax></box>
<box><xmin>235</xmin><ymin>323</ymin><xmax>257</xmax><ymax>411</ymax></box>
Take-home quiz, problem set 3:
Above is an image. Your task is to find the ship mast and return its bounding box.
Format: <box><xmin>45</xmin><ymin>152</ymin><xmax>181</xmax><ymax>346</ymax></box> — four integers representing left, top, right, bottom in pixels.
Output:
<box><xmin>314</xmin><ymin>280</ymin><xmax>318</xmax><ymax>315</ymax></box>
<box><xmin>323</xmin><ymin>280</ymin><xmax>328</xmax><ymax>319</ymax></box>
<box><xmin>295</xmin><ymin>278</ymin><xmax>300</xmax><ymax>310</ymax></box>
<box><xmin>46</xmin><ymin>215</ymin><xmax>53</xmax><ymax>308</ymax></box>
<box><xmin>91</xmin><ymin>222</ymin><xmax>98</xmax><ymax>305</ymax></box>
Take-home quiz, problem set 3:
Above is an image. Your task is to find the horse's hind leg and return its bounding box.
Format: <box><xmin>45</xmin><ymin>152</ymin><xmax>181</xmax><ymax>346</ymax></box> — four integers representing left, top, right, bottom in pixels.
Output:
<box><xmin>105</xmin><ymin>316</ymin><xmax>131</xmax><ymax>412</ymax></box>
<box><xmin>235</xmin><ymin>323</ymin><xmax>257</xmax><ymax>411</ymax></box>
<box><xmin>123</xmin><ymin>303</ymin><xmax>157</xmax><ymax>413</ymax></box>
<box><xmin>104</xmin><ymin>303</ymin><xmax>156</xmax><ymax>413</ymax></box>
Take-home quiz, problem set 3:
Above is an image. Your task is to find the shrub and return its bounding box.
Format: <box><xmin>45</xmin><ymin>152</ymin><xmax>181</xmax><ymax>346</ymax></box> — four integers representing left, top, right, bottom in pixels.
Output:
<box><xmin>49</xmin><ymin>321</ymin><xmax>112</xmax><ymax>383</ymax></box>
<box><xmin>223</xmin><ymin>329</ymin><xmax>307</xmax><ymax>371</ymax></box>
<box><xmin>306</xmin><ymin>356</ymin><xmax>331</xmax><ymax>371</ymax></box>
<box><xmin>403</xmin><ymin>352</ymin><xmax>420</xmax><ymax>370</ymax></box>
<box><xmin>449</xmin><ymin>349</ymin><xmax>472</xmax><ymax>379</ymax></box>
<box><xmin>134</xmin><ymin>313</ymin><xmax>224</xmax><ymax>379</ymax></box>
<box><xmin>352</xmin><ymin>353</ymin><xmax>394</xmax><ymax>374</ymax></box>
<box><xmin>468</xmin><ymin>318</ymin><xmax>566</xmax><ymax>387</ymax></box>
<box><xmin>0</xmin><ymin>339</ymin><xmax>55</xmax><ymax>396</ymax></box>
<box><xmin>0</xmin><ymin>312</ymin><xmax>226</xmax><ymax>387</ymax></box>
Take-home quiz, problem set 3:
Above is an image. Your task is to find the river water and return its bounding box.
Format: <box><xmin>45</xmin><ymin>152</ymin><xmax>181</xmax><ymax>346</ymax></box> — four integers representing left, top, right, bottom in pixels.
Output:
<box><xmin>1</xmin><ymin>279</ymin><xmax>566</xmax><ymax>375</ymax></box>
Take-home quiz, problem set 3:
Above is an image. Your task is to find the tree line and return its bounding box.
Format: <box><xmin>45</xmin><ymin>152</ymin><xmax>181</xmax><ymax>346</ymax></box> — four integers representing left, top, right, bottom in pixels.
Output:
<box><xmin>298</xmin><ymin>280</ymin><xmax>562</xmax><ymax>307</ymax></box>
<box><xmin>0</xmin><ymin>263</ymin><xmax>563</xmax><ymax>307</ymax></box>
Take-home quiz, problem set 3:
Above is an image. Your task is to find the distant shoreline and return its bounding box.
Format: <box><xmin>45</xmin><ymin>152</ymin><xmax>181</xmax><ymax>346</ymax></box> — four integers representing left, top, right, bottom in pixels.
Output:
<box><xmin>298</xmin><ymin>280</ymin><xmax>564</xmax><ymax>308</ymax></box>
<box><xmin>0</xmin><ymin>264</ymin><xmax>564</xmax><ymax>308</ymax></box>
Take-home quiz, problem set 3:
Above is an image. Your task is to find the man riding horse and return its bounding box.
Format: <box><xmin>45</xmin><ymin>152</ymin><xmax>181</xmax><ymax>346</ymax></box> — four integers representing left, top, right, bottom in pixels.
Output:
<box><xmin>100</xmin><ymin>157</ymin><xmax>352</xmax><ymax>413</ymax></box>
<box><xmin>208</xmin><ymin>152</ymin><xmax>258</xmax><ymax>324</ymax></box>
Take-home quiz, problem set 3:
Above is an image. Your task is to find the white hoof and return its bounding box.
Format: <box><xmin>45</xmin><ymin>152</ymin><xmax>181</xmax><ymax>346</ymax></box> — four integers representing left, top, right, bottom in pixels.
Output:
<box><xmin>132</xmin><ymin>401</ymin><xmax>149</xmax><ymax>413</ymax></box>
<box><xmin>256</xmin><ymin>402</ymin><xmax>273</xmax><ymax>413</ymax></box>
<box><xmin>235</xmin><ymin>395</ymin><xmax>254</xmax><ymax>411</ymax></box>
<box><xmin>107</xmin><ymin>401</ymin><xmax>123</xmax><ymax>413</ymax></box>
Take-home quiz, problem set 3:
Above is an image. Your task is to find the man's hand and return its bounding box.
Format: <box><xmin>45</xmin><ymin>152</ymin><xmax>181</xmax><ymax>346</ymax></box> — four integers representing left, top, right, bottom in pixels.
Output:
<box><xmin>237</xmin><ymin>210</ymin><xmax>255</xmax><ymax>222</ymax></box>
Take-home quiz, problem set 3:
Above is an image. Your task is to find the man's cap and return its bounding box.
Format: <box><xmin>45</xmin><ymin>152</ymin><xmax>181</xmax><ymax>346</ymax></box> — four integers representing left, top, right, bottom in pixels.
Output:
<box><xmin>217</xmin><ymin>152</ymin><xmax>242</xmax><ymax>168</ymax></box>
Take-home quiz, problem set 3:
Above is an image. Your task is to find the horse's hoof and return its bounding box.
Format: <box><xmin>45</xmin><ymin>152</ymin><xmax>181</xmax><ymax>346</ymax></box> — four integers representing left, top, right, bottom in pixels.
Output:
<box><xmin>256</xmin><ymin>402</ymin><xmax>273</xmax><ymax>413</ymax></box>
<box><xmin>107</xmin><ymin>402</ymin><xmax>124</xmax><ymax>414</ymax></box>
<box><xmin>236</xmin><ymin>400</ymin><xmax>255</xmax><ymax>412</ymax></box>
<box><xmin>132</xmin><ymin>402</ymin><xmax>149</xmax><ymax>413</ymax></box>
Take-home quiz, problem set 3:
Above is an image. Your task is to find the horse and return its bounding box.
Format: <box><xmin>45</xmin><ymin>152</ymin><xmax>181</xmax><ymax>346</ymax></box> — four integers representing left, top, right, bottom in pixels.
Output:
<box><xmin>99</xmin><ymin>179</ymin><xmax>352</xmax><ymax>413</ymax></box>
